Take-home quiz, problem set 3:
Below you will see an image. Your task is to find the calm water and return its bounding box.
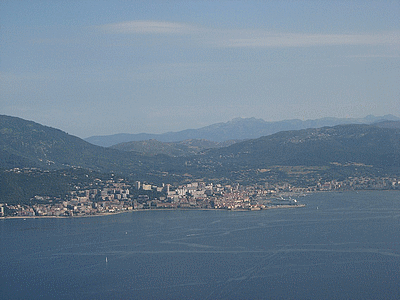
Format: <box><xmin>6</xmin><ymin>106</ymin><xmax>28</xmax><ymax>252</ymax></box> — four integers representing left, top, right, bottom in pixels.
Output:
<box><xmin>1</xmin><ymin>191</ymin><xmax>400</xmax><ymax>299</ymax></box>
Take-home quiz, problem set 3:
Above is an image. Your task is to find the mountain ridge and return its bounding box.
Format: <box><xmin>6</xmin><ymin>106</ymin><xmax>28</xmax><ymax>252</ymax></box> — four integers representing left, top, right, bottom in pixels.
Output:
<box><xmin>85</xmin><ymin>115</ymin><xmax>400</xmax><ymax>147</ymax></box>
<box><xmin>200</xmin><ymin>124</ymin><xmax>400</xmax><ymax>168</ymax></box>
<box><xmin>0</xmin><ymin>115</ymin><xmax>163</xmax><ymax>177</ymax></box>
<box><xmin>1</xmin><ymin>115</ymin><xmax>399</xmax><ymax>185</ymax></box>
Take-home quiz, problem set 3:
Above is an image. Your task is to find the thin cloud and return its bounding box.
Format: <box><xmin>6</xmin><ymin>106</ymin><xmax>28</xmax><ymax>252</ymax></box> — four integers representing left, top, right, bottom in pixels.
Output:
<box><xmin>346</xmin><ymin>54</ymin><xmax>400</xmax><ymax>58</ymax></box>
<box><xmin>96</xmin><ymin>20</ymin><xmax>400</xmax><ymax>49</ymax></box>
<box><xmin>98</xmin><ymin>21</ymin><xmax>197</xmax><ymax>34</ymax></box>
<box><xmin>215</xmin><ymin>31</ymin><xmax>400</xmax><ymax>48</ymax></box>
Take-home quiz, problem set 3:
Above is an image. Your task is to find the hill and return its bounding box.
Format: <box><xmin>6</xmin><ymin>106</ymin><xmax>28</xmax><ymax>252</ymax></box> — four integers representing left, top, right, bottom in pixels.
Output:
<box><xmin>85</xmin><ymin>115</ymin><xmax>400</xmax><ymax>147</ymax></box>
<box><xmin>374</xmin><ymin>120</ymin><xmax>400</xmax><ymax>129</ymax></box>
<box><xmin>110</xmin><ymin>139</ymin><xmax>238</xmax><ymax>156</ymax></box>
<box><xmin>195</xmin><ymin>124</ymin><xmax>400</xmax><ymax>170</ymax></box>
<box><xmin>0</xmin><ymin>115</ymin><xmax>173</xmax><ymax>180</ymax></box>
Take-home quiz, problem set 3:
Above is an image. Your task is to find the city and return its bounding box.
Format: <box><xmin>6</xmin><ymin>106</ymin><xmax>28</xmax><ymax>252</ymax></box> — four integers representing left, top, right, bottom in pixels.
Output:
<box><xmin>2</xmin><ymin>167</ymin><xmax>399</xmax><ymax>218</ymax></box>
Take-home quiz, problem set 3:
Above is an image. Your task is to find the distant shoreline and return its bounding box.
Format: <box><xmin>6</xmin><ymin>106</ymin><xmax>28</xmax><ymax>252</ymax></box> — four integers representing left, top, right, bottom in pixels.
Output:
<box><xmin>0</xmin><ymin>204</ymin><xmax>306</xmax><ymax>220</ymax></box>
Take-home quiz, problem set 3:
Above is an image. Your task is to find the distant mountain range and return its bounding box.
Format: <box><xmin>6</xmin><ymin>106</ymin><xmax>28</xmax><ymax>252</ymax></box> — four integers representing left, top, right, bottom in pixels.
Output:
<box><xmin>85</xmin><ymin>115</ymin><xmax>400</xmax><ymax>147</ymax></box>
<box><xmin>1</xmin><ymin>115</ymin><xmax>399</xmax><ymax>184</ymax></box>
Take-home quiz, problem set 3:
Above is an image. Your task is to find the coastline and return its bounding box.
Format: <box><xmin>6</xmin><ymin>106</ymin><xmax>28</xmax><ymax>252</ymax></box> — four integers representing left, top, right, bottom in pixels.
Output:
<box><xmin>0</xmin><ymin>209</ymin><xmax>132</xmax><ymax>220</ymax></box>
<box><xmin>10</xmin><ymin>189</ymin><xmax>400</xmax><ymax>220</ymax></box>
<box><xmin>0</xmin><ymin>204</ymin><xmax>306</xmax><ymax>220</ymax></box>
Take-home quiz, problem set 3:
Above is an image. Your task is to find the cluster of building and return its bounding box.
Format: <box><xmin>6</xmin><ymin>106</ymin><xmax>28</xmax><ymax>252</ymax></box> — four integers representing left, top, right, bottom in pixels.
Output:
<box><xmin>318</xmin><ymin>176</ymin><xmax>400</xmax><ymax>191</ymax></box>
<box><xmin>2</xmin><ymin>172</ymin><xmax>399</xmax><ymax>218</ymax></box>
<box><xmin>1</xmin><ymin>178</ymin><xmax>301</xmax><ymax>217</ymax></box>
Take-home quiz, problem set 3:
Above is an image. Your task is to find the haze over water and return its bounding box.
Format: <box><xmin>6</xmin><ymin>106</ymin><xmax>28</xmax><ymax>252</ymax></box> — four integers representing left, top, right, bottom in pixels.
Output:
<box><xmin>1</xmin><ymin>191</ymin><xmax>400</xmax><ymax>299</ymax></box>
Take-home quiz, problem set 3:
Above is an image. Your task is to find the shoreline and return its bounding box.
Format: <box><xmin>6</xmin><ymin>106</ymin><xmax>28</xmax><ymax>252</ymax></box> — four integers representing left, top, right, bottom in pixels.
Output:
<box><xmin>0</xmin><ymin>209</ymin><xmax>132</xmax><ymax>220</ymax></box>
<box><xmin>0</xmin><ymin>204</ymin><xmax>306</xmax><ymax>220</ymax></box>
<box><xmin>4</xmin><ymin>189</ymin><xmax>396</xmax><ymax>220</ymax></box>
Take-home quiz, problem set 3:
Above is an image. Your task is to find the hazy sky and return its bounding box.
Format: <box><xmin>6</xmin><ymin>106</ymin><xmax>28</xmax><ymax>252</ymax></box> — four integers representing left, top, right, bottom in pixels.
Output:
<box><xmin>1</xmin><ymin>1</ymin><xmax>399</xmax><ymax>138</ymax></box>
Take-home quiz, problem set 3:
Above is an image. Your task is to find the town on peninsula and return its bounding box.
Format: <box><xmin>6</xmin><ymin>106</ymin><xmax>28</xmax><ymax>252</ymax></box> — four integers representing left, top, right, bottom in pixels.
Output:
<box><xmin>2</xmin><ymin>166</ymin><xmax>399</xmax><ymax>218</ymax></box>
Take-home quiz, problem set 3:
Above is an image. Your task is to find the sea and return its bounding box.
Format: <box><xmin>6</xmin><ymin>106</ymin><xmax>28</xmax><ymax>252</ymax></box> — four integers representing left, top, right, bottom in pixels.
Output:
<box><xmin>1</xmin><ymin>190</ymin><xmax>400</xmax><ymax>300</ymax></box>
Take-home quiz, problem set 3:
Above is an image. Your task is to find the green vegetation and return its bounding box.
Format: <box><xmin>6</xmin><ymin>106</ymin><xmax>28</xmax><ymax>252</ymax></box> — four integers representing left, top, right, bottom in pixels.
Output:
<box><xmin>111</xmin><ymin>139</ymin><xmax>237</xmax><ymax>156</ymax></box>
<box><xmin>0</xmin><ymin>167</ymin><xmax>165</xmax><ymax>205</ymax></box>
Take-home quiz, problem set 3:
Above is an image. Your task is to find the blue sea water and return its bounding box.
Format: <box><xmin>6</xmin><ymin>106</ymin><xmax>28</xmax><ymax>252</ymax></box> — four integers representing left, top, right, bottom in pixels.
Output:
<box><xmin>1</xmin><ymin>191</ymin><xmax>400</xmax><ymax>299</ymax></box>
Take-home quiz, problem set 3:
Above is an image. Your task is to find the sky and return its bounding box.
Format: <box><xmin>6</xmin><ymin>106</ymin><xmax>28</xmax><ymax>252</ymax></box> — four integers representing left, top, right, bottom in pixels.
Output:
<box><xmin>1</xmin><ymin>1</ymin><xmax>399</xmax><ymax>138</ymax></box>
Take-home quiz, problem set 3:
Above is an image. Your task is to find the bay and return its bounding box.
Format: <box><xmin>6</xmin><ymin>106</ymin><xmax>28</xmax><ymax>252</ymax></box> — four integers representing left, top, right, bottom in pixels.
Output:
<box><xmin>1</xmin><ymin>191</ymin><xmax>400</xmax><ymax>299</ymax></box>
